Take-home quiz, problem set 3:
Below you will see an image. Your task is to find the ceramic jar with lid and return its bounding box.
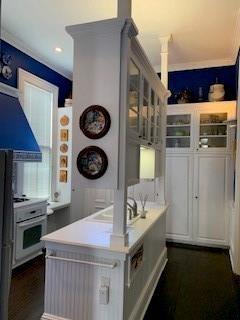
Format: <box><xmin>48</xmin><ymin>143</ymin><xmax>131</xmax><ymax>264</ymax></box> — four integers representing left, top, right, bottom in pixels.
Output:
<box><xmin>208</xmin><ymin>84</ymin><xmax>225</xmax><ymax>102</ymax></box>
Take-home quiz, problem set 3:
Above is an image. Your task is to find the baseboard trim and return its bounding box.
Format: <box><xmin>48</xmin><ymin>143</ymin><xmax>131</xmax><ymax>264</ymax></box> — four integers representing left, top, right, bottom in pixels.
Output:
<box><xmin>41</xmin><ymin>313</ymin><xmax>71</xmax><ymax>320</ymax></box>
<box><xmin>129</xmin><ymin>246</ymin><xmax>168</xmax><ymax>320</ymax></box>
<box><xmin>230</xmin><ymin>249</ymin><xmax>235</xmax><ymax>271</ymax></box>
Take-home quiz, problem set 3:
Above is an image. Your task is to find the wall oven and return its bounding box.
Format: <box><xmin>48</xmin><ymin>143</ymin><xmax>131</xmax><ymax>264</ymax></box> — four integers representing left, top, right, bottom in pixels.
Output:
<box><xmin>14</xmin><ymin>200</ymin><xmax>47</xmax><ymax>263</ymax></box>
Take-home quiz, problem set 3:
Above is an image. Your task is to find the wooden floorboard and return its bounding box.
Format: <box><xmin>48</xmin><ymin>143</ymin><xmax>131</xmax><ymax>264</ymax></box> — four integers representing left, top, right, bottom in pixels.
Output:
<box><xmin>8</xmin><ymin>244</ymin><xmax>240</xmax><ymax>320</ymax></box>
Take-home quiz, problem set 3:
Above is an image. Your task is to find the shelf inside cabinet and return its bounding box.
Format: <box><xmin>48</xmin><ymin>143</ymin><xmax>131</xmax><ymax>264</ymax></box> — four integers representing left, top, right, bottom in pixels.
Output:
<box><xmin>167</xmin><ymin>124</ymin><xmax>190</xmax><ymax>127</ymax></box>
<box><xmin>199</xmin><ymin>135</ymin><xmax>226</xmax><ymax>138</ymax></box>
<box><xmin>167</xmin><ymin>136</ymin><xmax>190</xmax><ymax>138</ymax></box>
<box><xmin>200</xmin><ymin>123</ymin><xmax>226</xmax><ymax>126</ymax></box>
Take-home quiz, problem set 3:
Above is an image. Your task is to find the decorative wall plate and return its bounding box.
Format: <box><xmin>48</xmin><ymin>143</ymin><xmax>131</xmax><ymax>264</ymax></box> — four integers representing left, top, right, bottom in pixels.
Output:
<box><xmin>60</xmin><ymin>129</ymin><xmax>68</xmax><ymax>142</ymax></box>
<box><xmin>77</xmin><ymin>146</ymin><xmax>108</xmax><ymax>179</ymax></box>
<box><xmin>60</xmin><ymin>155</ymin><xmax>68</xmax><ymax>168</ymax></box>
<box><xmin>80</xmin><ymin>105</ymin><xmax>111</xmax><ymax>139</ymax></box>
<box><xmin>60</xmin><ymin>115</ymin><xmax>69</xmax><ymax>126</ymax></box>
<box><xmin>60</xmin><ymin>143</ymin><xmax>68</xmax><ymax>153</ymax></box>
<box><xmin>59</xmin><ymin>170</ymin><xmax>68</xmax><ymax>183</ymax></box>
<box><xmin>2</xmin><ymin>65</ymin><xmax>12</xmax><ymax>80</ymax></box>
<box><xmin>2</xmin><ymin>54</ymin><xmax>12</xmax><ymax>65</ymax></box>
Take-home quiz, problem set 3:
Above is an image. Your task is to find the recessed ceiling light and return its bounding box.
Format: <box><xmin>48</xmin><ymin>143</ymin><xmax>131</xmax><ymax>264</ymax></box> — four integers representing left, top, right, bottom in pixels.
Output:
<box><xmin>54</xmin><ymin>47</ymin><xmax>63</xmax><ymax>53</ymax></box>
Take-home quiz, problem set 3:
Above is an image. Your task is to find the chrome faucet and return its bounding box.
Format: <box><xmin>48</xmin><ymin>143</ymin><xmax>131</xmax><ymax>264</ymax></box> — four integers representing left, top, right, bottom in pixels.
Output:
<box><xmin>127</xmin><ymin>197</ymin><xmax>138</xmax><ymax>220</ymax></box>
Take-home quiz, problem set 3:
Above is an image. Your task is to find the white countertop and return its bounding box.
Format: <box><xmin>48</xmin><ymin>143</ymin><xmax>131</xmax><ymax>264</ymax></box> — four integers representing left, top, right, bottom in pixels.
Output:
<box><xmin>47</xmin><ymin>201</ymin><xmax>71</xmax><ymax>215</ymax></box>
<box><xmin>42</xmin><ymin>202</ymin><xmax>168</xmax><ymax>253</ymax></box>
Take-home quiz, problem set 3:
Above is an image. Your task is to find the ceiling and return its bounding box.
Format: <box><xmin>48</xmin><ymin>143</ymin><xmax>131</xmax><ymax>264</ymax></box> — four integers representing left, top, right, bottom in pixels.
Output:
<box><xmin>2</xmin><ymin>0</ymin><xmax>240</xmax><ymax>79</ymax></box>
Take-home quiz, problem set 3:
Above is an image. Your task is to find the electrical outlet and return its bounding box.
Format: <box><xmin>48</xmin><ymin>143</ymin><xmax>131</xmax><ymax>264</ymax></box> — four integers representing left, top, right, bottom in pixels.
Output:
<box><xmin>99</xmin><ymin>285</ymin><xmax>109</xmax><ymax>305</ymax></box>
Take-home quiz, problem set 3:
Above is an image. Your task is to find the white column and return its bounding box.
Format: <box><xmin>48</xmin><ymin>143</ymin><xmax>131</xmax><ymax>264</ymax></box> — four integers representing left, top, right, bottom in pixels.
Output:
<box><xmin>117</xmin><ymin>0</ymin><xmax>132</xmax><ymax>18</ymax></box>
<box><xmin>159</xmin><ymin>35</ymin><xmax>172</xmax><ymax>90</ymax></box>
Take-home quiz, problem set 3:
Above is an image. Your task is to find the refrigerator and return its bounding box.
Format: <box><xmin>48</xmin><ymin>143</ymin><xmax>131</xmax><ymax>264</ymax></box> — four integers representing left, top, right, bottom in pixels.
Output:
<box><xmin>0</xmin><ymin>149</ymin><xmax>13</xmax><ymax>320</ymax></box>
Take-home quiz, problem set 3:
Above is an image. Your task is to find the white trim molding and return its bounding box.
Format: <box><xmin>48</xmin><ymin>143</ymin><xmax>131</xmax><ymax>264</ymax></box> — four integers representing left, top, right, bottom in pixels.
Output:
<box><xmin>232</xmin><ymin>8</ymin><xmax>240</xmax><ymax>63</ymax></box>
<box><xmin>41</xmin><ymin>313</ymin><xmax>71</xmax><ymax>320</ymax></box>
<box><xmin>154</xmin><ymin>58</ymin><xmax>235</xmax><ymax>73</ymax></box>
<box><xmin>0</xmin><ymin>82</ymin><xmax>18</xmax><ymax>97</ymax></box>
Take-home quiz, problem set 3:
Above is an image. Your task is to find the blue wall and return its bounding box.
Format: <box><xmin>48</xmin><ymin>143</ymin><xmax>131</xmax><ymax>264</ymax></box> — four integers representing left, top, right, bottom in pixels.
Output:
<box><xmin>160</xmin><ymin>64</ymin><xmax>237</xmax><ymax>104</ymax></box>
<box><xmin>0</xmin><ymin>40</ymin><xmax>72</xmax><ymax>107</ymax></box>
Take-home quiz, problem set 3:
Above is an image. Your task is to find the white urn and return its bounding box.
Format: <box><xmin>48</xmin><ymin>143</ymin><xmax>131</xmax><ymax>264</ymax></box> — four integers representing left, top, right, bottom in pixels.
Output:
<box><xmin>208</xmin><ymin>84</ymin><xmax>225</xmax><ymax>102</ymax></box>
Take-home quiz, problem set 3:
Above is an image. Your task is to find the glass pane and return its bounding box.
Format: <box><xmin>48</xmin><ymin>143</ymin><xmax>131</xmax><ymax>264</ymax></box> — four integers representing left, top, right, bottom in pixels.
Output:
<box><xmin>150</xmin><ymin>89</ymin><xmax>155</xmax><ymax>122</ymax></box>
<box><xmin>23</xmin><ymin>82</ymin><xmax>53</xmax><ymax>198</ymax></box>
<box><xmin>167</xmin><ymin>114</ymin><xmax>190</xmax><ymax>125</ymax></box>
<box><xmin>143</xmin><ymin>78</ymin><xmax>149</xmax><ymax>99</ymax></box>
<box><xmin>167</xmin><ymin>126</ymin><xmax>190</xmax><ymax>137</ymax></box>
<box><xmin>166</xmin><ymin>137</ymin><xmax>190</xmax><ymax>148</ymax></box>
<box><xmin>155</xmin><ymin>126</ymin><xmax>161</xmax><ymax>144</ymax></box>
<box><xmin>129</xmin><ymin>60</ymin><xmax>140</xmax><ymax>132</ymax></box>
<box><xmin>23</xmin><ymin>225</ymin><xmax>42</xmax><ymax>249</ymax></box>
<box><xmin>200</xmin><ymin>113</ymin><xmax>227</xmax><ymax>124</ymax></box>
<box><xmin>200</xmin><ymin>124</ymin><xmax>227</xmax><ymax>136</ymax></box>
<box><xmin>151</xmin><ymin>123</ymin><xmax>155</xmax><ymax>142</ymax></box>
<box><xmin>199</xmin><ymin>137</ymin><xmax>226</xmax><ymax>148</ymax></box>
<box><xmin>199</xmin><ymin>113</ymin><xmax>227</xmax><ymax>148</ymax></box>
<box><xmin>166</xmin><ymin>114</ymin><xmax>191</xmax><ymax>148</ymax></box>
<box><xmin>142</xmin><ymin>118</ymin><xmax>148</xmax><ymax>140</ymax></box>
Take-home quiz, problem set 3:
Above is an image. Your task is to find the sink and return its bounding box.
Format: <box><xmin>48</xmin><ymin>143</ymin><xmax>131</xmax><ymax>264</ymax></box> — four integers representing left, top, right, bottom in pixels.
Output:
<box><xmin>88</xmin><ymin>207</ymin><xmax>140</xmax><ymax>225</ymax></box>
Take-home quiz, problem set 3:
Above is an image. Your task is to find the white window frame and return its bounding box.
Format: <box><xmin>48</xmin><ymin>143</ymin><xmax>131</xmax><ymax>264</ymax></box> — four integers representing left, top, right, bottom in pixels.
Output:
<box><xmin>18</xmin><ymin>68</ymin><xmax>59</xmax><ymax>200</ymax></box>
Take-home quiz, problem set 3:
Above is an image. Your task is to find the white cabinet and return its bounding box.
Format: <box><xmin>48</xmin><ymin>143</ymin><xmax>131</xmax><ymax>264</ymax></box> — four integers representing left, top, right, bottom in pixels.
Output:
<box><xmin>166</xmin><ymin>101</ymin><xmax>236</xmax><ymax>247</ymax></box>
<box><xmin>166</xmin><ymin>153</ymin><xmax>193</xmax><ymax>241</ymax></box>
<box><xmin>193</xmin><ymin>154</ymin><xmax>230</xmax><ymax>245</ymax></box>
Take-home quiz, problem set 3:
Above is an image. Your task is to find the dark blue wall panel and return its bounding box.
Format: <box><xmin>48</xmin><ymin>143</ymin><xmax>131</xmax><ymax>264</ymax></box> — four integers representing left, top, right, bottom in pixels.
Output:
<box><xmin>159</xmin><ymin>65</ymin><xmax>237</xmax><ymax>104</ymax></box>
<box><xmin>0</xmin><ymin>40</ymin><xmax>72</xmax><ymax>107</ymax></box>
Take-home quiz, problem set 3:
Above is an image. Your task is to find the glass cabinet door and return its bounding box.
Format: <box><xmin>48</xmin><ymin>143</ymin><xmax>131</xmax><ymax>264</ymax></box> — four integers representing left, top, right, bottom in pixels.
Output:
<box><xmin>166</xmin><ymin>114</ymin><xmax>191</xmax><ymax>148</ymax></box>
<box><xmin>199</xmin><ymin>113</ymin><xmax>227</xmax><ymax>148</ymax></box>
<box><xmin>155</xmin><ymin>97</ymin><xmax>161</xmax><ymax>145</ymax></box>
<box><xmin>141</xmin><ymin>77</ymin><xmax>149</xmax><ymax>140</ymax></box>
<box><xmin>150</xmin><ymin>89</ymin><xmax>155</xmax><ymax>143</ymax></box>
<box><xmin>128</xmin><ymin>59</ymin><xmax>140</xmax><ymax>133</ymax></box>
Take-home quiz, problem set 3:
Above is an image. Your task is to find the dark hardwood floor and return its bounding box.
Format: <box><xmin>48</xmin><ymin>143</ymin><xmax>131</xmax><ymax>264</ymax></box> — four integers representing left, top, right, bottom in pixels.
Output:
<box><xmin>8</xmin><ymin>244</ymin><xmax>240</xmax><ymax>320</ymax></box>
<box><xmin>144</xmin><ymin>243</ymin><xmax>240</xmax><ymax>320</ymax></box>
<box><xmin>9</xmin><ymin>255</ymin><xmax>45</xmax><ymax>320</ymax></box>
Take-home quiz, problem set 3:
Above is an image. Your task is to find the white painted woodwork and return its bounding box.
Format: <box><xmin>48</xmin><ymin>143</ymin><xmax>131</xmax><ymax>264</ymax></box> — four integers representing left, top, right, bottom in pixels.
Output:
<box><xmin>166</xmin><ymin>101</ymin><xmax>236</xmax><ymax>247</ymax></box>
<box><xmin>194</xmin><ymin>154</ymin><xmax>229</xmax><ymax>245</ymax></box>
<box><xmin>166</xmin><ymin>153</ymin><xmax>193</xmax><ymax>240</ymax></box>
<box><xmin>159</xmin><ymin>35</ymin><xmax>172</xmax><ymax>89</ymax></box>
<box><xmin>230</xmin><ymin>64</ymin><xmax>240</xmax><ymax>274</ymax></box>
<box><xmin>41</xmin><ymin>204</ymin><xmax>167</xmax><ymax>320</ymax></box>
<box><xmin>117</xmin><ymin>0</ymin><xmax>132</xmax><ymax>18</ymax></box>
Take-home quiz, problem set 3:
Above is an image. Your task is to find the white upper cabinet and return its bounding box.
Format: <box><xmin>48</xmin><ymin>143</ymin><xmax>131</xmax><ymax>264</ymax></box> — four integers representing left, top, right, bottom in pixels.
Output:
<box><xmin>166</xmin><ymin>101</ymin><xmax>236</xmax><ymax>153</ymax></box>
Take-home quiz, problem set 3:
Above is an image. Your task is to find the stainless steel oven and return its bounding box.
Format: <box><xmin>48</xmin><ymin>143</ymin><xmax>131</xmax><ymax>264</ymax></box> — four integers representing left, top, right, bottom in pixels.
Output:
<box><xmin>15</xmin><ymin>201</ymin><xmax>47</xmax><ymax>262</ymax></box>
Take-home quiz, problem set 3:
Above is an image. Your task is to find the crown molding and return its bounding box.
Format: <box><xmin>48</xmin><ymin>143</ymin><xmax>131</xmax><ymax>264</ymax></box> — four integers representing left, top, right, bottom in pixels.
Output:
<box><xmin>154</xmin><ymin>57</ymin><xmax>235</xmax><ymax>73</ymax></box>
<box><xmin>232</xmin><ymin>8</ymin><xmax>240</xmax><ymax>63</ymax></box>
<box><xmin>1</xmin><ymin>29</ymin><xmax>73</xmax><ymax>81</ymax></box>
<box><xmin>0</xmin><ymin>82</ymin><xmax>18</xmax><ymax>97</ymax></box>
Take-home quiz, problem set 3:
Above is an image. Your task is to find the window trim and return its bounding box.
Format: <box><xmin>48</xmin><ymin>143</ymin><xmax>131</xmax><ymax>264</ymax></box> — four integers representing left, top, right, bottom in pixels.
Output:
<box><xmin>18</xmin><ymin>68</ymin><xmax>59</xmax><ymax>200</ymax></box>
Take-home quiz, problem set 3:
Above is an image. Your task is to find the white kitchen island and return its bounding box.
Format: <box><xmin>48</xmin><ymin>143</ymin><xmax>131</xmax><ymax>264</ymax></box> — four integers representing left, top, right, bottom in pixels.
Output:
<box><xmin>41</xmin><ymin>202</ymin><xmax>167</xmax><ymax>320</ymax></box>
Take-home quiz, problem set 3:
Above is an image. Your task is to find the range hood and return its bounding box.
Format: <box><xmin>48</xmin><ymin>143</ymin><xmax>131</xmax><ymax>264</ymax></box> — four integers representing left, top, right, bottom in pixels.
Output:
<box><xmin>0</xmin><ymin>83</ymin><xmax>42</xmax><ymax>162</ymax></box>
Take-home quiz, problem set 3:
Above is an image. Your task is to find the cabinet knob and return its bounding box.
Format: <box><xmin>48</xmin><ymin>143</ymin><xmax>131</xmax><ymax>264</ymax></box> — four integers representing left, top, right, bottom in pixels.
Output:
<box><xmin>195</xmin><ymin>196</ymin><xmax>198</xmax><ymax>199</ymax></box>
<box><xmin>196</xmin><ymin>148</ymin><xmax>199</xmax><ymax>151</ymax></box>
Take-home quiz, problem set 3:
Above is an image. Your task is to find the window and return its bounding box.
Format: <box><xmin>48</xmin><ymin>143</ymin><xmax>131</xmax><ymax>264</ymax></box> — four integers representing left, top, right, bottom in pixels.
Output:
<box><xmin>18</xmin><ymin>69</ymin><xmax>58</xmax><ymax>199</ymax></box>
